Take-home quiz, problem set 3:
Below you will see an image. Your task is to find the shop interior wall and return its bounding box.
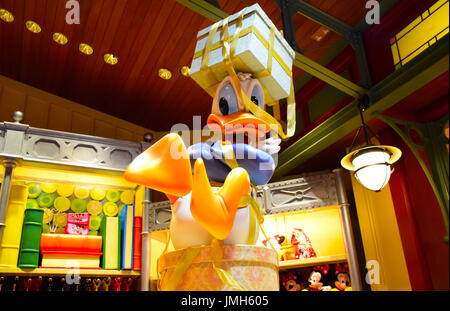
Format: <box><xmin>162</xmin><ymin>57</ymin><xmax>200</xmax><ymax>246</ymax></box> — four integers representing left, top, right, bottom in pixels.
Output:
<box><xmin>360</xmin><ymin>0</ymin><xmax>449</xmax><ymax>290</ymax></box>
<box><xmin>381</xmin><ymin>126</ymin><xmax>449</xmax><ymax>290</ymax></box>
<box><xmin>0</xmin><ymin>75</ymin><xmax>166</xmax><ymax>143</ymax></box>
<box><xmin>350</xmin><ymin>169</ymin><xmax>412</xmax><ymax>291</ymax></box>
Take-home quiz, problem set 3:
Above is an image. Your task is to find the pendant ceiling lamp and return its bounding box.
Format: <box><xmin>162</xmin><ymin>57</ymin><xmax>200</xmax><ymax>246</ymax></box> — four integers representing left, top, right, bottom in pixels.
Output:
<box><xmin>341</xmin><ymin>96</ymin><xmax>402</xmax><ymax>192</ymax></box>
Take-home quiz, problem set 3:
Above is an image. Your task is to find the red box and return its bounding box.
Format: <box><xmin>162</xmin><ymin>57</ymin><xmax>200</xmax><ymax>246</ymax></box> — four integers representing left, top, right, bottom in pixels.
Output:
<box><xmin>40</xmin><ymin>234</ymin><xmax>102</xmax><ymax>256</ymax></box>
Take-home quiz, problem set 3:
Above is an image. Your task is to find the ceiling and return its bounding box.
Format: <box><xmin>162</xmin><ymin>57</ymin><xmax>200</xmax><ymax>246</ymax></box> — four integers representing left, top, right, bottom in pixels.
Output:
<box><xmin>0</xmin><ymin>0</ymin><xmax>370</xmax><ymax>132</ymax></box>
<box><xmin>287</xmin><ymin>71</ymin><xmax>449</xmax><ymax>175</ymax></box>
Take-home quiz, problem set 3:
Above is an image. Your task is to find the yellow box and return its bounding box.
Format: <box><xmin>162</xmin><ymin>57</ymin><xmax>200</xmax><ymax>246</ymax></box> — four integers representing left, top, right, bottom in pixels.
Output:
<box><xmin>158</xmin><ymin>244</ymin><xmax>279</xmax><ymax>291</ymax></box>
<box><xmin>0</xmin><ymin>184</ymin><xmax>28</xmax><ymax>267</ymax></box>
<box><xmin>190</xmin><ymin>3</ymin><xmax>295</xmax><ymax>102</ymax></box>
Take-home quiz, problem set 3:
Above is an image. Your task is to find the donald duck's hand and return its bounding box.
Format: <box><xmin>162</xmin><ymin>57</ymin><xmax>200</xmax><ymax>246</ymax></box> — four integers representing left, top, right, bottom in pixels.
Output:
<box><xmin>256</xmin><ymin>137</ymin><xmax>281</xmax><ymax>155</ymax></box>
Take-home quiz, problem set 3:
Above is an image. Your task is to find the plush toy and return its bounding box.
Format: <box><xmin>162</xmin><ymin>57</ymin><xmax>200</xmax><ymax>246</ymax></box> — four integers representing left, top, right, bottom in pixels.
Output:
<box><xmin>280</xmin><ymin>272</ymin><xmax>301</xmax><ymax>291</ymax></box>
<box><xmin>332</xmin><ymin>263</ymin><xmax>352</xmax><ymax>291</ymax></box>
<box><xmin>263</xmin><ymin>234</ymin><xmax>287</xmax><ymax>261</ymax></box>
<box><xmin>304</xmin><ymin>265</ymin><xmax>331</xmax><ymax>291</ymax></box>
<box><xmin>291</xmin><ymin>228</ymin><xmax>317</xmax><ymax>259</ymax></box>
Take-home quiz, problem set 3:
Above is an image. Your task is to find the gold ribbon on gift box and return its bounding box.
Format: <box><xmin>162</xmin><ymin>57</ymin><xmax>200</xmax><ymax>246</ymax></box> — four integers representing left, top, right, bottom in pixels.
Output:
<box><xmin>196</xmin><ymin>8</ymin><xmax>296</xmax><ymax>140</ymax></box>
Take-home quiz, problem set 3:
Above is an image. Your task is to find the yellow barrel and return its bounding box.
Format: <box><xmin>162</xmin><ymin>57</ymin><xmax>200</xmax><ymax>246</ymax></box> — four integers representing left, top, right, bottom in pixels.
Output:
<box><xmin>158</xmin><ymin>244</ymin><xmax>279</xmax><ymax>291</ymax></box>
<box><xmin>0</xmin><ymin>184</ymin><xmax>28</xmax><ymax>267</ymax></box>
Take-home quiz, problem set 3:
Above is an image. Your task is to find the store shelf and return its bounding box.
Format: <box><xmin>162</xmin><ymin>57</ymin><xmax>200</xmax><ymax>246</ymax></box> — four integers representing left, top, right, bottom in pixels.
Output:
<box><xmin>279</xmin><ymin>254</ymin><xmax>347</xmax><ymax>270</ymax></box>
<box><xmin>0</xmin><ymin>268</ymin><xmax>141</xmax><ymax>277</ymax></box>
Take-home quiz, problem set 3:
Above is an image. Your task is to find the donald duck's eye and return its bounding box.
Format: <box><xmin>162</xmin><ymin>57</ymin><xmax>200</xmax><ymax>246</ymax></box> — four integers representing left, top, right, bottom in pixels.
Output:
<box><xmin>251</xmin><ymin>85</ymin><xmax>264</xmax><ymax>109</ymax></box>
<box><xmin>219</xmin><ymin>98</ymin><xmax>229</xmax><ymax>115</ymax></box>
<box><xmin>218</xmin><ymin>83</ymin><xmax>238</xmax><ymax>116</ymax></box>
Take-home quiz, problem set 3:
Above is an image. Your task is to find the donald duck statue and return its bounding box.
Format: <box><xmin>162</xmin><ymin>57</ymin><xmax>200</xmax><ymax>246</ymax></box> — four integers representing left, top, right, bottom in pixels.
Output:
<box><xmin>125</xmin><ymin>72</ymin><xmax>282</xmax><ymax>249</ymax></box>
<box><xmin>124</xmin><ymin>3</ymin><xmax>296</xmax><ymax>291</ymax></box>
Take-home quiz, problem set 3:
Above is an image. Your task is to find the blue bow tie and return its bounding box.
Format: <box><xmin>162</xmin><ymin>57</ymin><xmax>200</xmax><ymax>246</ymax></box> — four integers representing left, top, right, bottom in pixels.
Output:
<box><xmin>188</xmin><ymin>141</ymin><xmax>276</xmax><ymax>186</ymax></box>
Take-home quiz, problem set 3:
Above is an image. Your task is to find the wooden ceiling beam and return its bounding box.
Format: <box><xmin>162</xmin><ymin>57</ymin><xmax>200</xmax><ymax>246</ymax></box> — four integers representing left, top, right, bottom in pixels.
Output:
<box><xmin>290</xmin><ymin>0</ymin><xmax>372</xmax><ymax>88</ymax></box>
<box><xmin>293</xmin><ymin>0</ymin><xmax>354</xmax><ymax>38</ymax></box>
<box><xmin>175</xmin><ymin>0</ymin><xmax>227</xmax><ymax>22</ymax></box>
<box><xmin>294</xmin><ymin>0</ymin><xmax>400</xmax><ymax>92</ymax></box>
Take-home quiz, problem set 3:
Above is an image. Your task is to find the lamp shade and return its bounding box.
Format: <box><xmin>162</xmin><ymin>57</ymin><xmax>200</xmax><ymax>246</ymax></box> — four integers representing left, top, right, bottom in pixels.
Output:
<box><xmin>341</xmin><ymin>145</ymin><xmax>402</xmax><ymax>192</ymax></box>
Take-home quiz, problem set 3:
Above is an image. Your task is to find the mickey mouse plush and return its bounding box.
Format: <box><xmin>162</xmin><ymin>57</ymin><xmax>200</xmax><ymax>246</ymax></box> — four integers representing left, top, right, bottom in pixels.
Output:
<box><xmin>280</xmin><ymin>272</ymin><xmax>301</xmax><ymax>291</ymax></box>
<box><xmin>332</xmin><ymin>263</ymin><xmax>352</xmax><ymax>291</ymax></box>
<box><xmin>305</xmin><ymin>265</ymin><xmax>331</xmax><ymax>291</ymax></box>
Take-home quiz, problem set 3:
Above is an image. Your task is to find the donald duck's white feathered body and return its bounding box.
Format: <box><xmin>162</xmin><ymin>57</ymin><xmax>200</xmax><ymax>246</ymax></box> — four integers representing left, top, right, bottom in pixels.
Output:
<box><xmin>125</xmin><ymin>73</ymin><xmax>280</xmax><ymax>249</ymax></box>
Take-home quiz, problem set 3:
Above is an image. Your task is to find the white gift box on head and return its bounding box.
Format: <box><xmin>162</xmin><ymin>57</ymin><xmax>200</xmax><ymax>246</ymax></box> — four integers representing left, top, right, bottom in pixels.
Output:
<box><xmin>190</xmin><ymin>3</ymin><xmax>295</xmax><ymax>103</ymax></box>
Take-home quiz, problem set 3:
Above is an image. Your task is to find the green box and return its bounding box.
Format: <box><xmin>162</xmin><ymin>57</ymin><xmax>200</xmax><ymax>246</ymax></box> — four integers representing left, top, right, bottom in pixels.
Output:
<box><xmin>18</xmin><ymin>208</ymin><xmax>44</xmax><ymax>268</ymax></box>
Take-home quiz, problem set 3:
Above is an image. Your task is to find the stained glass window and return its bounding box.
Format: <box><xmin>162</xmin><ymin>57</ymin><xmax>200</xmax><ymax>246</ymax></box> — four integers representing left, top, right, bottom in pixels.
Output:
<box><xmin>390</xmin><ymin>0</ymin><xmax>449</xmax><ymax>70</ymax></box>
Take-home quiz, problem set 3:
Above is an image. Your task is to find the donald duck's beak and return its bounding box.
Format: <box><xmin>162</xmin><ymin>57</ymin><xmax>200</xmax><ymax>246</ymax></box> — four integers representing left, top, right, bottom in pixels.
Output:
<box><xmin>207</xmin><ymin>112</ymin><xmax>270</xmax><ymax>138</ymax></box>
<box><xmin>208</xmin><ymin>73</ymin><xmax>272</xmax><ymax>141</ymax></box>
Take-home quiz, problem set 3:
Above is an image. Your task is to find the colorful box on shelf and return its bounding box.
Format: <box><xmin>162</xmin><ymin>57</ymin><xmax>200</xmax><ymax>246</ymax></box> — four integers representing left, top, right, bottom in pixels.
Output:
<box><xmin>66</xmin><ymin>213</ymin><xmax>89</xmax><ymax>225</ymax></box>
<box><xmin>65</xmin><ymin>223</ymin><xmax>89</xmax><ymax>235</ymax></box>
<box><xmin>40</xmin><ymin>234</ymin><xmax>102</xmax><ymax>269</ymax></box>
<box><xmin>190</xmin><ymin>3</ymin><xmax>295</xmax><ymax>102</ymax></box>
<box><xmin>101</xmin><ymin>216</ymin><xmax>120</xmax><ymax>270</ymax></box>
<box><xmin>132</xmin><ymin>217</ymin><xmax>142</xmax><ymax>271</ymax></box>
<box><xmin>0</xmin><ymin>185</ymin><xmax>28</xmax><ymax>268</ymax></box>
<box><xmin>18</xmin><ymin>208</ymin><xmax>44</xmax><ymax>268</ymax></box>
<box><xmin>40</xmin><ymin>254</ymin><xmax>102</xmax><ymax>269</ymax></box>
<box><xmin>158</xmin><ymin>245</ymin><xmax>279</xmax><ymax>291</ymax></box>
<box><xmin>65</xmin><ymin>213</ymin><xmax>90</xmax><ymax>235</ymax></box>
<box><xmin>120</xmin><ymin>204</ymin><xmax>135</xmax><ymax>270</ymax></box>
<box><xmin>40</xmin><ymin>234</ymin><xmax>102</xmax><ymax>255</ymax></box>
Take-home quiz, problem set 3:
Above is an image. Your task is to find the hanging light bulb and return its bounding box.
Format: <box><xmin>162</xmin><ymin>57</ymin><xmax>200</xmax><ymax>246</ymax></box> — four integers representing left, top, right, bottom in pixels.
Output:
<box><xmin>79</xmin><ymin>43</ymin><xmax>94</xmax><ymax>55</ymax></box>
<box><xmin>180</xmin><ymin>66</ymin><xmax>190</xmax><ymax>77</ymax></box>
<box><xmin>53</xmin><ymin>32</ymin><xmax>68</xmax><ymax>45</ymax></box>
<box><xmin>26</xmin><ymin>21</ymin><xmax>42</xmax><ymax>33</ymax></box>
<box><xmin>341</xmin><ymin>96</ymin><xmax>402</xmax><ymax>192</ymax></box>
<box><xmin>0</xmin><ymin>9</ymin><xmax>14</xmax><ymax>23</ymax></box>
<box><xmin>158</xmin><ymin>68</ymin><xmax>172</xmax><ymax>80</ymax></box>
<box><xmin>104</xmin><ymin>53</ymin><xmax>119</xmax><ymax>65</ymax></box>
